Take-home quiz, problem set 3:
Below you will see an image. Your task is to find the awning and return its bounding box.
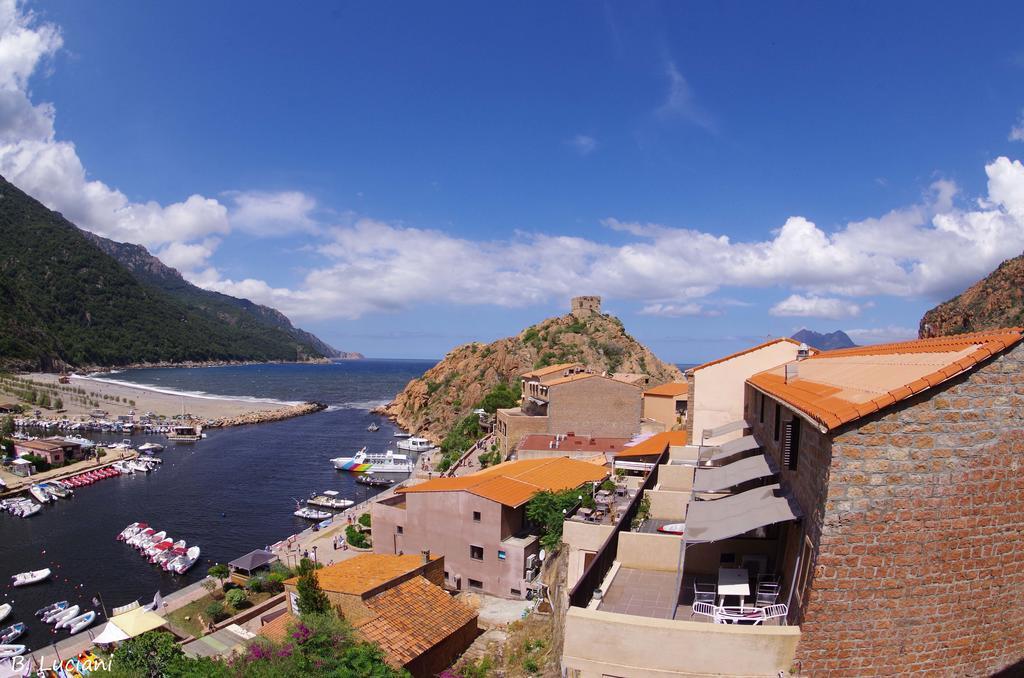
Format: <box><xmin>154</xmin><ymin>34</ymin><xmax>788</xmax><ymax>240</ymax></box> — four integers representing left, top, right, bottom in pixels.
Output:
<box><xmin>701</xmin><ymin>419</ymin><xmax>749</xmax><ymax>441</ymax></box>
<box><xmin>92</xmin><ymin>621</ymin><xmax>131</xmax><ymax>645</ymax></box>
<box><xmin>692</xmin><ymin>453</ymin><xmax>777</xmax><ymax>493</ymax></box>
<box><xmin>684</xmin><ymin>483</ymin><xmax>801</xmax><ymax>543</ymax></box>
<box><xmin>699</xmin><ymin>435</ymin><xmax>760</xmax><ymax>463</ymax></box>
<box><xmin>108</xmin><ymin>606</ymin><xmax>167</xmax><ymax>637</ymax></box>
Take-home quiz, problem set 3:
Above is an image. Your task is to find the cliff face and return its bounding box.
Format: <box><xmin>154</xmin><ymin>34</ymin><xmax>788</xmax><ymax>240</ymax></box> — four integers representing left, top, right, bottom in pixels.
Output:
<box><xmin>919</xmin><ymin>253</ymin><xmax>1024</xmax><ymax>338</ymax></box>
<box><xmin>379</xmin><ymin>310</ymin><xmax>683</xmax><ymax>442</ymax></box>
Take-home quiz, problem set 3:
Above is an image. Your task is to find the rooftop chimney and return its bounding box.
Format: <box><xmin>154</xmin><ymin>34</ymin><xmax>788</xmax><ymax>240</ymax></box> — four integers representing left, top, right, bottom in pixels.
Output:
<box><xmin>421</xmin><ymin>549</ymin><xmax>430</xmax><ymax>565</ymax></box>
<box><xmin>796</xmin><ymin>343</ymin><xmax>810</xmax><ymax>360</ymax></box>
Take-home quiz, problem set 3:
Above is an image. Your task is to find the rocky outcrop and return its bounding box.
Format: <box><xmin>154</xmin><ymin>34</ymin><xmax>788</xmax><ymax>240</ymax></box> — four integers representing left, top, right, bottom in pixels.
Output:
<box><xmin>378</xmin><ymin>310</ymin><xmax>683</xmax><ymax>443</ymax></box>
<box><xmin>205</xmin><ymin>402</ymin><xmax>327</xmax><ymax>428</ymax></box>
<box><xmin>920</xmin><ymin>253</ymin><xmax>1024</xmax><ymax>338</ymax></box>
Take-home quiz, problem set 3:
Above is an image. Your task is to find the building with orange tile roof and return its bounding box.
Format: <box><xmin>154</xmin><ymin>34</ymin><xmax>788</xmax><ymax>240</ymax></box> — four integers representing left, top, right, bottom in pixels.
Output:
<box><xmin>516</xmin><ymin>433</ymin><xmax>632</xmax><ymax>461</ymax></box>
<box><xmin>684</xmin><ymin>337</ymin><xmax>809</xmax><ymax>446</ymax></box>
<box><xmin>737</xmin><ymin>328</ymin><xmax>1024</xmax><ymax>675</ymax></box>
<box><xmin>372</xmin><ymin>457</ymin><xmax>609</xmax><ymax>598</ymax></box>
<box><xmin>265</xmin><ymin>552</ymin><xmax>478</xmax><ymax>678</ymax></box>
<box><xmin>642</xmin><ymin>381</ymin><xmax>689</xmax><ymax>430</ymax></box>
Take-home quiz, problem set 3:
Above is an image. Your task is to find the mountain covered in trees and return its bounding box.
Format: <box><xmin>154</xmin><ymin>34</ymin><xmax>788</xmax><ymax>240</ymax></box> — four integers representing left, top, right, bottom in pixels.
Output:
<box><xmin>920</xmin><ymin>253</ymin><xmax>1024</xmax><ymax>337</ymax></box>
<box><xmin>379</xmin><ymin>307</ymin><xmax>683</xmax><ymax>444</ymax></box>
<box><xmin>0</xmin><ymin>175</ymin><xmax>351</xmax><ymax>370</ymax></box>
<box><xmin>791</xmin><ymin>329</ymin><xmax>857</xmax><ymax>351</ymax></box>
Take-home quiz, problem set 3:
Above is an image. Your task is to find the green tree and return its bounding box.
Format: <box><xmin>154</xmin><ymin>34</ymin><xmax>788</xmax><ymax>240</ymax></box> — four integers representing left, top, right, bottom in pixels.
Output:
<box><xmin>207</xmin><ymin>563</ymin><xmax>229</xmax><ymax>586</ymax></box>
<box><xmin>107</xmin><ymin>630</ymin><xmax>187</xmax><ymax>676</ymax></box>
<box><xmin>225</xmin><ymin>588</ymin><xmax>248</xmax><ymax>609</ymax></box>
<box><xmin>204</xmin><ymin>601</ymin><xmax>227</xmax><ymax>624</ymax></box>
<box><xmin>526</xmin><ymin>488</ymin><xmax>585</xmax><ymax>551</ymax></box>
<box><xmin>0</xmin><ymin>415</ymin><xmax>13</xmax><ymax>437</ymax></box>
<box><xmin>296</xmin><ymin>570</ymin><xmax>330</xmax><ymax>615</ymax></box>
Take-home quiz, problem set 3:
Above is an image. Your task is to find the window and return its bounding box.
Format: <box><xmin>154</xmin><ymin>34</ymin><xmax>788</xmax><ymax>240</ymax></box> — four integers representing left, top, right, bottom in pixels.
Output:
<box><xmin>773</xmin><ymin>403</ymin><xmax>781</xmax><ymax>442</ymax></box>
<box><xmin>470</xmin><ymin>545</ymin><xmax>484</xmax><ymax>561</ymax></box>
<box><xmin>472</xmin><ymin>511</ymin><xmax>481</xmax><ymax>522</ymax></box>
<box><xmin>783</xmin><ymin>417</ymin><xmax>801</xmax><ymax>470</ymax></box>
<box><xmin>396</xmin><ymin>525</ymin><xmax>403</xmax><ymax>534</ymax></box>
<box><xmin>497</xmin><ymin>550</ymin><xmax>507</xmax><ymax>560</ymax></box>
<box><xmin>795</xmin><ymin>535</ymin><xmax>815</xmax><ymax>606</ymax></box>
<box><xmin>468</xmin><ymin>578</ymin><xmax>483</xmax><ymax>590</ymax></box>
<box><xmin>510</xmin><ymin>588</ymin><xmax>521</xmax><ymax>596</ymax></box>
<box><xmin>444</xmin><ymin>570</ymin><xmax>449</xmax><ymax>580</ymax></box>
<box><xmin>758</xmin><ymin>393</ymin><xmax>765</xmax><ymax>424</ymax></box>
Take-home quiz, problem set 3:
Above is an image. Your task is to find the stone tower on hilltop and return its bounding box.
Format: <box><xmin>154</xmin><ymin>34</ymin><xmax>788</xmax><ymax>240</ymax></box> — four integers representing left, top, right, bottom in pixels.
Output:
<box><xmin>571</xmin><ymin>296</ymin><xmax>601</xmax><ymax>318</ymax></box>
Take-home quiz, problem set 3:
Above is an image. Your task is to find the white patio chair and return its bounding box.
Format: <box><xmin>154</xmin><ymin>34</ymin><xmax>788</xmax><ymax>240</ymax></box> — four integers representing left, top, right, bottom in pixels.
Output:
<box><xmin>691</xmin><ymin>602</ymin><xmax>720</xmax><ymax>622</ymax></box>
<box><xmin>693</xmin><ymin>580</ymin><xmax>716</xmax><ymax>606</ymax></box>
<box><xmin>762</xmin><ymin>604</ymin><xmax>789</xmax><ymax>623</ymax></box>
<box><xmin>717</xmin><ymin>605</ymin><xmax>766</xmax><ymax>625</ymax></box>
<box><xmin>755</xmin><ymin>581</ymin><xmax>780</xmax><ymax>607</ymax></box>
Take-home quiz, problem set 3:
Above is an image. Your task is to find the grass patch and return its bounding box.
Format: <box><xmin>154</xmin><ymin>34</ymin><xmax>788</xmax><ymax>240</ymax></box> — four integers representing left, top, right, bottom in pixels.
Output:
<box><xmin>165</xmin><ymin>589</ymin><xmax>275</xmax><ymax>637</ymax></box>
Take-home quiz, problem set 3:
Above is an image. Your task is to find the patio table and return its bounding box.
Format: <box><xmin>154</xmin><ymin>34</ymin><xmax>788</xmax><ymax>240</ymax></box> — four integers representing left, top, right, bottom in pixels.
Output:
<box><xmin>717</xmin><ymin>567</ymin><xmax>751</xmax><ymax>607</ymax></box>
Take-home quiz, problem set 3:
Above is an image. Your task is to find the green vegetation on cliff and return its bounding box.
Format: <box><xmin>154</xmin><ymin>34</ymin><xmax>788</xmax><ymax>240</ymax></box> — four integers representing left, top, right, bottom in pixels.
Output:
<box><xmin>0</xmin><ymin>175</ymin><xmax>338</xmax><ymax>370</ymax></box>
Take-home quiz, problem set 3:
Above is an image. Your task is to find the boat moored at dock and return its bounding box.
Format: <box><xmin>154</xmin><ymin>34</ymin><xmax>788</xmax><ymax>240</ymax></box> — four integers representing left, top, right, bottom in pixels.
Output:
<box><xmin>396</xmin><ymin>436</ymin><xmax>435</xmax><ymax>453</ymax></box>
<box><xmin>307</xmin><ymin>490</ymin><xmax>354</xmax><ymax>510</ymax></box>
<box><xmin>331</xmin><ymin>447</ymin><xmax>413</xmax><ymax>474</ymax></box>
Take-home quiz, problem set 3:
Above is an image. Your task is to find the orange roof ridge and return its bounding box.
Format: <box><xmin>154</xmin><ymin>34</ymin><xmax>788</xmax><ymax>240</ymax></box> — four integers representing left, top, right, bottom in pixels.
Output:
<box><xmin>643</xmin><ymin>381</ymin><xmax>689</xmax><ymax>397</ymax></box>
<box><xmin>749</xmin><ymin>328</ymin><xmax>1023</xmax><ymax>431</ymax></box>
<box><xmin>689</xmin><ymin>337</ymin><xmax>804</xmax><ymax>373</ymax></box>
<box><xmin>520</xmin><ymin>362</ymin><xmax>584</xmax><ymax>379</ymax></box>
<box><xmin>614</xmin><ymin>430</ymin><xmax>688</xmax><ymax>457</ymax></box>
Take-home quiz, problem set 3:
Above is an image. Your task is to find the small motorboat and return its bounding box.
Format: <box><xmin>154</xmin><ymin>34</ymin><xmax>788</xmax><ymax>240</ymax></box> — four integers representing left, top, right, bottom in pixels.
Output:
<box><xmin>0</xmin><ymin>624</ymin><xmax>24</xmax><ymax>644</ymax></box>
<box><xmin>28</xmin><ymin>485</ymin><xmax>52</xmax><ymax>504</ymax></box>
<box><xmin>66</xmin><ymin>611</ymin><xmax>96</xmax><ymax>635</ymax></box>
<box><xmin>138</xmin><ymin>442</ymin><xmax>164</xmax><ymax>453</ymax></box>
<box><xmin>294</xmin><ymin>506</ymin><xmax>332</xmax><ymax>520</ymax></box>
<box><xmin>154</xmin><ymin>543</ymin><xmax>185</xmax><ymax>566</ymax></box>
<box><xmin>54</xmin><ymin>605</ymin><xmax>82</xmax><ymax>629</ymax></box>
<box><xmin>43</xmin><ymin>483</ymin><xmax>70</xmax><ymax>499</ymax></box>
<box><xmin>356</xmin><ymin>474</ymin><xmax>393</xmax><ymax>487</ymax></box>
<box><xmin>0</xmin><ymin>604</ymin><xmax>11</xmax><ymax>624</ymax></box>
<box><xmin>14</xmin><ymin>502</ymin><xmax>40</xmax><ymax>518</ymax></box>
<box><xmin>136</xmin><ymin>530</ymin><xmax>166</xmax><ymax>549</ymax></box>
<box><xmin>138</xmin><ymin>455</ymin><xmax>162</xmax><ymax>464</ymax></box>
<box><xmin>12</xmin><ymin>568</ymin><xmax>51</xmax><ymax>586</ymax></box>
<box><xmin>128</xmin><ymin>528</ymin><xmax>155</xmax><ymax>547</ymax></box>
<box><xmin>367</xmin><ymin>423</ymin><xmax>380</xmax><ymax>432</ymax></box>
<box><xmin>0</xmin><ymin>645</ymin><xmax>25</xmax><ymax>658</ymax></box>
<box><xmin>113</xmin><ymin>461</ymin><xmax>134</xmax><ymax>475</ymax></box>
<box><xmin>172</xmin><ymin>546</ymin><xmax>201</xmax><ymax>574</ymax></box>
<box><xmin>657</xmin><ymin>523</ymin><xmax>686</xmax><ymax>535</ymax></box>
<box><xmin>393</xmin><ymin>431</ymin><xmax>412</xmax><ymax>438</ymax></box>
<box><xmin>145</xmin><ymin>539</ymin><xmax>174</xmax><ymax>559</ymax></box>
<box><xmin>307</xmin><ymin>490</ymin><xmax>354</xmax><ymax>510</ymax></box>
<box><xmin>118</xmin><ymin>522</ymin><xmax>145</xmax><ymax>540</ymax></box>
<box><xmin>42</xmin><ymin>602</ymin><xmax>70</xmax><ymax>624</ymax></box>
<box><xmin>36</xmin><ymin>601</ymin><xmax>67</xmax><ymax>618</ymax></box>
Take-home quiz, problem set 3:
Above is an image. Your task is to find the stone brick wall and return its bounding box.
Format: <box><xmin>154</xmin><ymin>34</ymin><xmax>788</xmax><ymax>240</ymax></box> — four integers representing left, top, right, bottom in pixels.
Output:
<box><xmin>548</xmin><ymin>376</ymin><xmax>641</xmax><ymax>438</ymax></box>
<box><xmin>754</xmin><ymin>343</ymin><xmax>1024</xmax><ymax>675</ymax></box>
<box><xmin>571</xmin><ymin>295</ymin><xmax>601</xmax><ymax>317</ymax></box>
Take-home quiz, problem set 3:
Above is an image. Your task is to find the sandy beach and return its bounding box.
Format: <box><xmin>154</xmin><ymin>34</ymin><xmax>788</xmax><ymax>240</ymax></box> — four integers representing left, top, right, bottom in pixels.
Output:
<box><xmin>16</xmin><ymin>372</ymin><xmax>289</xmax><ymax>421</ymax></box>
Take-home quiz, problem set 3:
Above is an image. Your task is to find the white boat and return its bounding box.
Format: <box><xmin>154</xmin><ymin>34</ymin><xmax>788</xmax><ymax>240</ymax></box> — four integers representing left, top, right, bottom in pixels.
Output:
<box><xmin>393</xmin><ymin>431</ymin><xmax>412</xmax><ymax>438</ymax></box>
<box><xmin>307</xmin><ymin>490</ymin><xmax>354</xmax><ymax>510</ymax></box>
<box><xmin>15</xmin><ymin>502</ymin><xmax>40</xmax><ymax>518</ymax></box>
<box><xmin>136</xmin><ymin>530</ymin><xmax>166</xmax><ymax>550</ymax></box>
<box><xmin>0</xmin><ymin>624</ymin><xmax>24</xmax><ymax>644</ymax></box>
<box><xmin>331</xmin><ymin>448</ymin><xmax>414</xmax><ymax>474</ymax></box>
<box><xmin>66</xmin><ymin>611</ymin><xmax>96</xmax><ymax>635</ymax></box>
<box><xmin>0</xmin><ymin>645</ymin><xmax>25</xmax><ymax>658</ymax></box>
<box><xmin>43</xmin><ymin>483</ymin><xmax>70</xmax><ymax>499</ymax></box>
<box><xmin>118</xmin><ymin>522</ymin><xmax>146</xmax><ymax>541</ymax></box>
<box><xmin>28</xmin><ymin>485</ymin><xmax>52</xmax><ymax>504</ymax></box>
<box><xmin>145</xmin><ymin>538</ymin><xmax>173</xmax><ymax>558</ymax></box>
<box><xmin>294</xmin><ymin>506</ymin><xmax>332</xmax><ymax>520</ymax></box>
<box><xmin>172</xmin><ymin>546</ymin><xmax>200</xmax><ymax>574</ymax></box>
<box><xmin>12</xmin><ymin>568</ymin><xmax>51</xmax><ymax>586</ymax></box>
<box><xmin>113</xmin><ymin>461</ymin><xmax>135</xmax><ymax>474</ymax></box>
<box><xmin>396</xmin><ymin>436</ymin><xmax>435</xmax><ymax>453</ymax></box>
<box><xmin>367</xmin><ymin>423</ymin><xmax>380</xmax><ymax>432</ymax></box>
<box><xmin>167</xmin><ymin>425</ymin><xmax>202</xmax><ymax>443</ymax></box>
<box><xmin>128</xmin><ymin>528</ymin><xmax>155</xmax><ymax>547</ymax></box>
<box><xmin>0</xmin><ymin>604</ymin><xmax>11</xmax><ymax>624</ymax></box>
<box><xmin>36</xmin><ymin>601</ymin><xmax>66</xmax><ymax>618</ymax></box>
<box><xmin>64</xmin><ymin>435</ymin><xmax>96</xmax><ymax>450</ymax></box>
<box><xmin>139</xmin><ymin>455</ymin><xmax>163</xmax><ymax>464</ymax></box>
<box><xmin>52</xmin><ymin>605</ymin><xmax>80</xmax><ymax>628</ymax></box>
<box><xmin>128</xmin><ymin>460</ymin><xmax>152</xmax><ymax>473</ymax></box>
<box><xmin>138</xmin><ymin>442</ymin><xmax>164</xmax><ymax>453</ymax></box>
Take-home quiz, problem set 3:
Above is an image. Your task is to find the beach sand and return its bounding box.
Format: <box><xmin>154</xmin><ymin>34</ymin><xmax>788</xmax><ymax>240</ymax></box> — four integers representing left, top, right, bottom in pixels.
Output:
<box><xmin>20</xmin><ymin>372</ymin><xmax>285</xmax><ymax>421</ymax></box>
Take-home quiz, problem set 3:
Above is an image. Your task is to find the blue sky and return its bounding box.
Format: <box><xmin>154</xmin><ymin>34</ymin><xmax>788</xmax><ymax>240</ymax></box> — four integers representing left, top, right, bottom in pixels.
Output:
<box><xmin>4</xmin><ymin>0</ymin><xmax>1024</xmax><ymax>361</ymax></box>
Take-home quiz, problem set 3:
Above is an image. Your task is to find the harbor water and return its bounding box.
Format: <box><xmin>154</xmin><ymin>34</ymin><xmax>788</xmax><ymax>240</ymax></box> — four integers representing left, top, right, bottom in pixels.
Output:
<box><xmin>0</xmin><ymin>359</ymin><xmax>433</xmax><ymax>650</ymax></box>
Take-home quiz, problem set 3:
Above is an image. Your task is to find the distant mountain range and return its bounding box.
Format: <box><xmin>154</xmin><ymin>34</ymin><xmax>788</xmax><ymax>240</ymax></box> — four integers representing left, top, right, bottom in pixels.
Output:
<box><xmin>791</xmin><ymin>329</ymin><xmax>857</xmax><ymax>351</ymax></box>
<box><xmin>0</xmin><ymin>175</ymin><xmax>360</xmax><ymax>371</ymax></box>
<box><xmin>920</xmin><ymin>252</ymin><xmax>1024</xmax><ymax>337</ymax></box>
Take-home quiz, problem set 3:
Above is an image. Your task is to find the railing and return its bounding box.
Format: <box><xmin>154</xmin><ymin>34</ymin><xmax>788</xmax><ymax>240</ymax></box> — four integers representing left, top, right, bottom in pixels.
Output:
<box><xmin>567</xmin><ymin>448</ymin><xmax>668</xmax><ymax>608</ymax></box>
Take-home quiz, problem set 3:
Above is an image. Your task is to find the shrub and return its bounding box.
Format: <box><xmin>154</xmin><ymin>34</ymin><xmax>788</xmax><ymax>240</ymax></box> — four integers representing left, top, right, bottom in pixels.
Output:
<box><xmin>204</xmin><ymin>601</ymin><xmax>227</xmax><ymax>623</ymax></box>
<box><xmin>20</xmin><ymin>453</ymin><xmax>50</xmax><ymax>472</ymax></box>
<box><xmin>346</xmin><ymin>524</ymin><xmax>370</xmax><ymax>549</ymax></box>
<box><xmin>267</xmin><ymin>572</ymin><xmax>287</xmax><ymax>593</ymax></box>
<box><xmin>296</xmin><ymin>570</ymin><xmax>330</xmax><ymax>615</ymax></box>
<box><xmin>358</xmin><ymin>513</ymin><xmax>371</xmax><ymax>528</ymax></box>
<box><xmin>246</xmin><ymin>575</ymin><xmax>267</xmax><ymax>593</ymax></box>
<box><xmin>225</xmin><ymin>588</ymin><xmax>248</xmax><ymax>609</ymax></box>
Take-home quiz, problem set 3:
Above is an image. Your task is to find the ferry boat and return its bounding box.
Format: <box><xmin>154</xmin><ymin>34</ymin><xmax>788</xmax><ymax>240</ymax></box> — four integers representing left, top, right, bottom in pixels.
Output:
<box><xmin>167</xmin><ymin>425</ymin><xmax>203</xmax><ymax>443</ymax></box>
<box><xmin>396</xmin><ymin>436</ymin><xmax>434</xmax><ymax>453</ymax></box>
<box><xmin>331</xmin><ymin>447</ymin><xmax>413</xmax><ymax>474</ymax></box>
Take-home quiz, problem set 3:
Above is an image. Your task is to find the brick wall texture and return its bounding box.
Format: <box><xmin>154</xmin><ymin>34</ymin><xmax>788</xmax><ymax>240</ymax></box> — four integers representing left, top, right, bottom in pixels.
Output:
<box><xmin>753</xmin><ymin>343</ymin><xmax>1024</xmax><ymax>676</ymax></box>
<box><xmin>548</xmin><ymin>376</ymin><xmax>641</xmax><ymax>439</ymax></box>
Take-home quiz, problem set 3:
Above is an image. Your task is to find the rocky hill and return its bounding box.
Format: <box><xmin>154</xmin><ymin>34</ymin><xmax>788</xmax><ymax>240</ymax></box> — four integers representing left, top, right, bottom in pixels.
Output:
<box><xmin>0</xmin><ymin>174</ymin><xmax>346</xmax><ymax>370</ymax></box>
<box><xmin>379</xmin><ymin>308</ymin><xmax>683</xmax><ymax>442</ymax></box>
<box><xmin>791</xmin><ymin>329</ymin><xmax>857</xmax><ymax>351</ymax></box>
<box><xmin>919</xmin><ymin>253</ymin><xmax>1024</xmax><ymax>337</ymax></box>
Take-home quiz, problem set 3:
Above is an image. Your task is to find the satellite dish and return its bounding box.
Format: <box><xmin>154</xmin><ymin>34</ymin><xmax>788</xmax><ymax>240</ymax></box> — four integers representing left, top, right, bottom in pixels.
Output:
<box><xmin>538</xmin><ymin>549</ymin><xmax>546</xmax><ymax>562</ymax></box>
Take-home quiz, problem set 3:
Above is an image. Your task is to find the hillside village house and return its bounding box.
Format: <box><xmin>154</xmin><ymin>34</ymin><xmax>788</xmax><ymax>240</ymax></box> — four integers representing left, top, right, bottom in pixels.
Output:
<box><xmin>263</xmin><ymin>553</ymin><xmax>477</xmax><ymax>678</ymax></box>
<box><xmin>642</xmin><ymin>381</ymin><xmax>688</xmax><ymax>430</ymax></box>
<box><xmin>371</xmin><ymin>457</ymin><xmax>608</xmax><ymax>598</ymax></box>
<box><xmin>13</xmin><ymin>437</ymin><xmax>82</xmax><ymax>465</ymax></box>
<box><xmin>515</xmin><ymin>433</ymin><xmax>631</xmax><ymax>461</ymax></box>
<box><xmin>561</xmin><ymin>328</ymin><xmax>1024</xmax><ymax>677</ymax></box>
<box><xmin>685</xmin><ymin>338</ymin><xmax>807</xmax><ymax>445</ymax></box>
<box><xmin>495</xmin><ymin>363</ymin><xmax>643</xmax><ymax>455</ymax></box>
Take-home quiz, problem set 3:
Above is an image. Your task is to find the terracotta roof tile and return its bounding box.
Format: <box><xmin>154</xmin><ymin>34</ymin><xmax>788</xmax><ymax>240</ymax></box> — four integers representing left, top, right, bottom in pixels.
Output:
<box><xmin>357</xmin><ymin>576</ymin><xmax>477</xmax><ymax>668</ymax></box>
<box><xmin>749</xmin><ymin>328</ymin><xmax>1023</xmax><ymax>431</ymax></box>
<box><xmin>614</xmin><ymin>430</ymin><xmax>688</xmax><ymax>458</ymax></box>
<box><xmin>518</xmin><ymin>434</ymin><xmax>630</xmax><ymax>454</ymax></box>
<box><xmin>399</xmin><ymin>457</ymin><xmax>609</xmax><ymax>507</ymax></box>
<box><xmin>520</xmin><ymin>362</ymin><xmax>583</xmax><ymax>379</ymax></box>
<box><xmin>282</xmin><ymin>553</ymin><xmax>437</xmax><ymax>595</ymax></box>
<box><xmin>689</xmin><ymin>338</ymin><xmax>804</xmax><ymax>373</ymax></box>
<box><xmin>643</xmin><ymin>381</ymin><xmax>689</xmax><ymax>397</ymax></box>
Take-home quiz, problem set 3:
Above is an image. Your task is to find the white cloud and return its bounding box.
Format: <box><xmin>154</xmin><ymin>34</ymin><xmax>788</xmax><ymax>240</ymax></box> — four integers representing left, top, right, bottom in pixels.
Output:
<box><xmin>1010</xmin><ymin>110</ymin><xmax>1024</xmax><ymax>142</ymax></box>
<box><xmin>566</xmin><ymin>134</ymin><xmax>598</xmax><ymax>156</ymax></box>
<box><xmin>656</xmin><ymin>60</ymin><xmax>715</xmax><ymax>131</ymax></box>
<box><xmin>225</xmin><ymin>189</ymin><xmax>317</xmax><ymax>236</ymax></box>
<box><xmin>770</xmin><ymin>294</ymin><xmax>862</xmax><ymax>319</ymax></box>
<box><xmin>638</xmin><ymin>303</ymin><xmax>719</xmax><ymax>318</ymax></box>
<box><xmin>845</xmin><ymin>326</ymin><xmax>917</xmax><ymax>345</ymax></box>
